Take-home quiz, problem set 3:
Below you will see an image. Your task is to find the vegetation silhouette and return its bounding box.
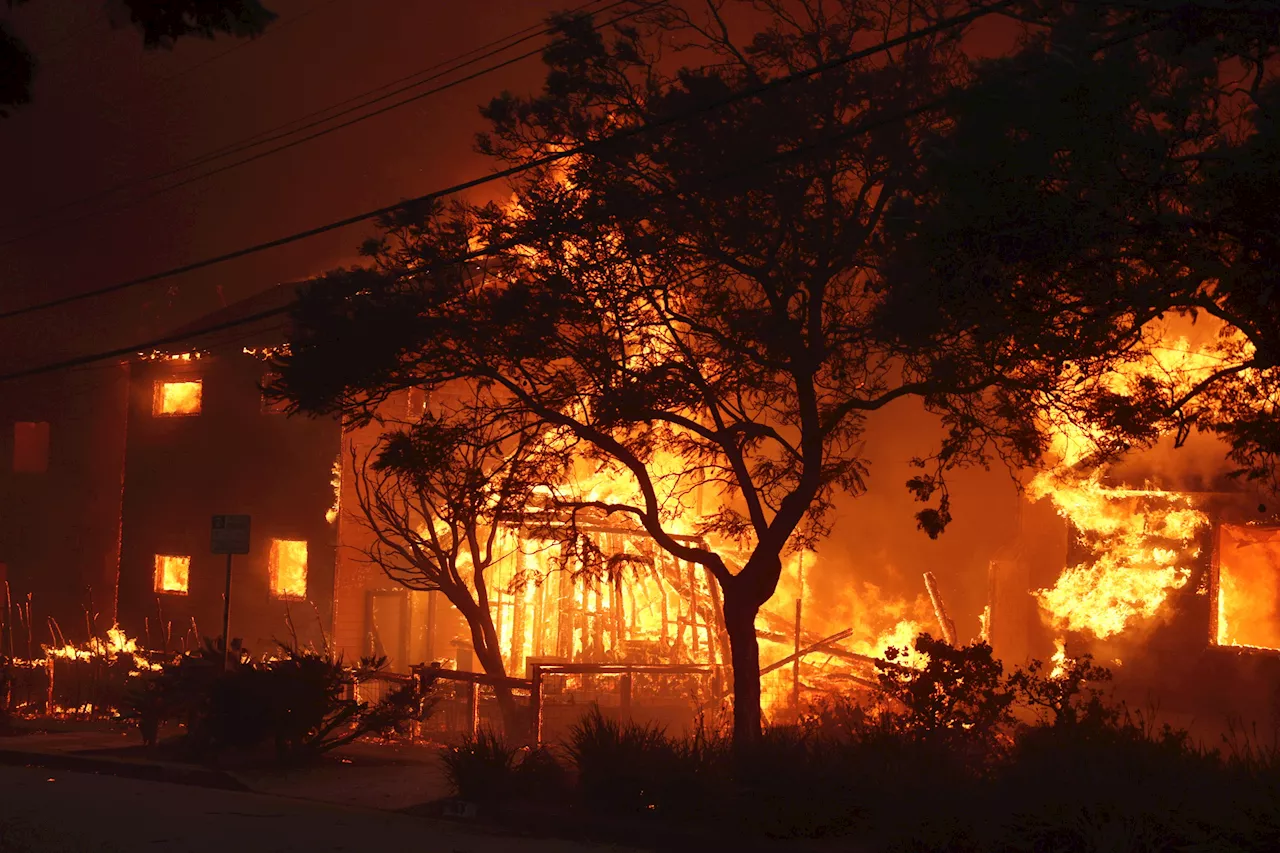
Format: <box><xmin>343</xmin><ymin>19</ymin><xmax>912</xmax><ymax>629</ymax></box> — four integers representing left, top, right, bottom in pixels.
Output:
<box><xmin>274</xmin><ymin>0</ymin><xmax>1142</xmax><ymax>745</ymax></box>
<box><xmin>1</xmin><ymin>0</ymin><xmax>276</xmax><ymax>117</ymax></box>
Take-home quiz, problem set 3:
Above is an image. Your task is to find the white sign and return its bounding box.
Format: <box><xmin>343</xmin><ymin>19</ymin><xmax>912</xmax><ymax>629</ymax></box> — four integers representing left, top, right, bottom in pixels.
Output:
<box><xmin>211</xmin><ymin>515</ymin><xmax>251</xmax><ymax>555</ymax></box>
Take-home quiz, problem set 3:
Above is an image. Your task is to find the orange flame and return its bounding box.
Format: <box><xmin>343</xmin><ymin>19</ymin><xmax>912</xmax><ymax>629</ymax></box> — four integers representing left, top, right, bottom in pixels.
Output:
<box><xmin>1029</xmin><ymin>471</ymin><xmax>1204</xmax><ymax>639</ymax></box>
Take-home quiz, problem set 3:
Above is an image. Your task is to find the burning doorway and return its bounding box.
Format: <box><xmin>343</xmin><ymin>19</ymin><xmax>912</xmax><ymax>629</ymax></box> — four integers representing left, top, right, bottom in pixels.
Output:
<box><xmin>1215</xmin><ymin>524</ymin><xmax>1280</xmax><ymax>652</ymax></box>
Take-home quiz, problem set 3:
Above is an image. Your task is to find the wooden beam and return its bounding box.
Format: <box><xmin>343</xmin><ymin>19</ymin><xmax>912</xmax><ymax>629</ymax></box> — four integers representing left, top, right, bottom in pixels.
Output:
<box><xmin>760</xmin><ymin>627</ymin><xmax>855</xmax><ymax>676</ymax></box>
<box><xmin>924</xmin><ymin>571</ymin><xmax>958</xmax><ymax>645</ymax></box>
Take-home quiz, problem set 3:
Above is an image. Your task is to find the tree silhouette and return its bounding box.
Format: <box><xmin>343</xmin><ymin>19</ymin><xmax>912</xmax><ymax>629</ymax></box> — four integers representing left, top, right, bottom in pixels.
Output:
<box><xmin>887</xmin><ymin>0</ymin><xmax>1280</xmax><ymax>477</ymax></box>
<box><xmin>1</xmin><ymin>0</ymin><xmax>276</xmax><ymax>117</ymax></box>
<box><xmin>274</xmin><ymin>1</ymin><xmax>1143</xmax><ymax>741</ymax></box>
<box><xmin>347</xmin><ymin>391</ymin><xmax>569</xmax><ymax>736</ymax></box>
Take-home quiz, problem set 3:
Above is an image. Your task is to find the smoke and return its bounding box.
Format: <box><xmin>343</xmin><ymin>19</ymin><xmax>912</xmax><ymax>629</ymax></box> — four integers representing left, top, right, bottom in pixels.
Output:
<box><xmin>799</xmin><ymin>397</ymin><xmax>1023</xmax><ymax>643</ymax></box>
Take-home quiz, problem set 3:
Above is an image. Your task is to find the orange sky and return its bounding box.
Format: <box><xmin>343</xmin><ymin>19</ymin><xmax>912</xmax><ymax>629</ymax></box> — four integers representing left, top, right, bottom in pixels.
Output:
<box><xmin>0</xmin><ymin>0</ymin><xmax>581</xmax><ymax>367</ymax></box>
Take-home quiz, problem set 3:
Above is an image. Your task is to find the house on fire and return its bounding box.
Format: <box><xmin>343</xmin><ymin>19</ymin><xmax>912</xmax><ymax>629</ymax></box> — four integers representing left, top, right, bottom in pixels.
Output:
<box><xmin>987</xmin><ymin>462</ymin><xmax>1280</xmax><ymax>731</ymax></box>
<box><xmin>3</xmin><ymin>284</ymin><xmax>730</xmax><ymax>697</ymax></box>
<box><xmin>108</xmin><ymin>285</ymin><xmax>727</xmax><ymax>686</ymax></box>
<box><xmin>8</xmin><ymin>282</ymin><xmax>1280</xmax><ymax>734</ymax></box>
<box><xmin>109</xmin><ymin>285</ymin><xmax>466</xmax><ymax>666</ymax></box>
<box><xmin>115</xmin><ymin>287</ymin><xmax>340</xmax><ymax>655</ymax></box>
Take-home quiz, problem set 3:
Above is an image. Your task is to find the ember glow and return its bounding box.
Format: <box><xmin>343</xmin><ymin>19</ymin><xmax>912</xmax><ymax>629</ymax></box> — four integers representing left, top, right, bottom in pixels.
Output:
<box><xmin>269</xmin><ymin>539</ymin><xmax>309</xmax><ymax>599</ymax></box>
<box><xmin>152</xmin><ymin>380</ymin><xmax>203</xmax><ymax>416</ymax></box>
<box><xmin>137</xmin><ymin>350</ymin><xmax>205</xmax><ymax>362</ymax></box>
<box><xmin>326</xmin><ymin>456</ymin><xmax>342</xmax><ymax>524</ymax></box>
<box><xmin>153</xmin><ymin>554</ymin><xmax>190</xmax><ymax>594</ymax></box>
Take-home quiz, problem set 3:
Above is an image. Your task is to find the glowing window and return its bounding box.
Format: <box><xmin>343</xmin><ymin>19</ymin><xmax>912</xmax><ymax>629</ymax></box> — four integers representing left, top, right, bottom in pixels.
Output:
<box><xmin>152</xmin><ymin>380</ymin><xmax>202</xmax><ymax>416</ymax></box>
<box><xmin>269</xmin><ymin>539</ymin><xmax>308</xmax><ymax>600</ymax></box>
<box><xmin>1217</xmin><ymin>524</ymin><xmax>1280</xmax><ymax>651</ymax></box>
<box><xmin>13</xmin><ymin>421</ymin><xmax>50</xmax><ymax>473</ymax></box>
<box><xmin>154</xmin><ymin>554</ymin><xmax>191</xmax><ymax>595</ymax></box>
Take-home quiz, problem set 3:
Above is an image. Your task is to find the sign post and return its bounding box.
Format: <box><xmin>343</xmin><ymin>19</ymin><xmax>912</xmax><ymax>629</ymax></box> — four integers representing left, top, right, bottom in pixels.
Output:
<box><xmin>211</xmin><ymin>514</ymin><xmax>251</xmax><ymax>670</ymax></box>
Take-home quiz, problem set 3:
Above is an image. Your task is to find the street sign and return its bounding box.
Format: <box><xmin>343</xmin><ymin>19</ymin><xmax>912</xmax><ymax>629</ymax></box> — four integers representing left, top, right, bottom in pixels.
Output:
<box><xmin>211</xmin><ymin>514</ymin><xmax>251</xmax><ymax>555</ymax></box>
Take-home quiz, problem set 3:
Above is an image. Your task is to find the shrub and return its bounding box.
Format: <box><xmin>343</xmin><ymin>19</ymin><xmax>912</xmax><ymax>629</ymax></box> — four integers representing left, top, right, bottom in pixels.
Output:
<box><xmin>442</xmin><ymin>728</ymin><xmax>521</xmax><ymax>803</ymax></box>
<box><xmin>511</xmin><ymin>744</ymin><xmax>569</xmax><ymax>802</ymax></box>
<box><xmin>877</xmin><ymin>634</ymin><xmax>1013</xmax><ymax>757</ymax></box>
<box><xmin>120</xmin><ymin>639</ymin><xmax>433</xmax><ymax>764</ymax></box>
<box><xmin>1007</xmin><ymin>652</ymin><xmax>1114</xmax><ymax>727</ymax></box>
<box><xmin>567</xmin><ymin>705</ymin><xmax>687</xmax><ymax>816</ymax></box>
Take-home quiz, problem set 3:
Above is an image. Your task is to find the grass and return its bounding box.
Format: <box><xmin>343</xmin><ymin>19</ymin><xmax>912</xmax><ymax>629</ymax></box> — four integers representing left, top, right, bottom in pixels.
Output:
<box><xmin>432</xmin><ymin>643</ymin><xmax>1280</xmax><ymax>850</ymax></box>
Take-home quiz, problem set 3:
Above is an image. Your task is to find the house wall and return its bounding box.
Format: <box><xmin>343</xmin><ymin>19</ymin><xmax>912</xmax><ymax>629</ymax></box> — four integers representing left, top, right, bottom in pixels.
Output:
<box><xmin>331</xmin><ymin>393</ymin><xmax>469</xmax><ymax>674</ymax></box>
<box><xmin>0</xmin><ymin>365</ymin><xmax>128</xmax><ymax>651</ymax></box>
<box><xmin>116</xmin><ymin>354</ymin><xmax>341</xmax><ymax>656</ymax></box>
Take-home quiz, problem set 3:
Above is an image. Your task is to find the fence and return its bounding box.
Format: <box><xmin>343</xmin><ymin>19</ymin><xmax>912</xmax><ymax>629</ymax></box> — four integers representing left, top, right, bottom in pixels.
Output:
<box><xmin>1</xmin><ymin>656</ymin><xmax>142</xmax><ymax>717</ymax></box>
<box><xmin>398</xmin><ymin>662</ymin><xmax>727</xmax><ymax>745</ymax></box>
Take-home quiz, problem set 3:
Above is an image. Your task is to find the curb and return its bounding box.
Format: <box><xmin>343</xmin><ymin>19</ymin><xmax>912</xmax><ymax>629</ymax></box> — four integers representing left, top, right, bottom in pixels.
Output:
<box><xmin>0</xmin><ymin>748</ymin><xmax>249</xmax><ymax>791</ymax></box>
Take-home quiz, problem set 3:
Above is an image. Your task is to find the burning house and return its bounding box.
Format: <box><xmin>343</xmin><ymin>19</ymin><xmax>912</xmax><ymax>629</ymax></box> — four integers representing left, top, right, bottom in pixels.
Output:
<box><xmin>116</xmin><ymin>350</ymin><xmax>340</xmax><ymax>655</ymax></box>
<box><xmin>7</xmin><ymin>286</ymin><xmax>1279</xmax><ymax>738</ymax></box>
<box><xmin>987</xmin><ymin>460</ymin><xmax>1280</xmax><ymax>732</ymax></box>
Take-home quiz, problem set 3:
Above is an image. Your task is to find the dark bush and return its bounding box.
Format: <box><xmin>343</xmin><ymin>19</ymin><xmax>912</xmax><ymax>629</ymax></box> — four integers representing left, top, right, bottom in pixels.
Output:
<box><xmin>120</xmin><ymin>638</ymin><xmax>432</xmax><ymax>764</ymax></box>
<box><xmin>511</xmin><ymin>744</ymin><xmax>570</xmax><ymax>802</ymax></box>
<box><xmin>442</xmin><ymin>728</ymin><xmax>521</xmax><ymax>803</ymax></box>
<box><xmin>567</xmin><ymin>705</ymin><xmax>689</xmax><ymax>816</ymax></box>
<box><xmin>878</xmin><ymin>634</ymin><xmax>1014</xmax><ymax>760</ymax></box>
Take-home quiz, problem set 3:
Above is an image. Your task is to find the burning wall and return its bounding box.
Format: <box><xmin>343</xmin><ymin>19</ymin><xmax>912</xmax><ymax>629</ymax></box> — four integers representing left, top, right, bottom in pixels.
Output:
<box><xmin>117</xmin><ymin>352</ymin><xmax>339</xmax><ymax>656</ymax></box>
<box><xmin>1216</xmin><ymin>524</ymin><xmax>1280</xmax><ymax>652</ymax></box>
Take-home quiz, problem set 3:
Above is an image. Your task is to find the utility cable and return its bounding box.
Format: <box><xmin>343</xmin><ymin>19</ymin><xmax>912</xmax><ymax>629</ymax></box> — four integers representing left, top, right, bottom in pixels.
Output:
<box><xmin>0</xmin><ymin>0</ymin><xmax>1009</xmax><ymax>326</ymax></box>
<box><xmin>0</xmin><ymin>0</ymin><xmax>617</xmax><ymax>243</ymax></box>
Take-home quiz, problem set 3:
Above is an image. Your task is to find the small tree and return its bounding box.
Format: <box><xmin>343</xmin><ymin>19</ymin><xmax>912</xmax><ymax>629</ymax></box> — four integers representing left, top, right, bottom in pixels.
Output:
<box><xmin>349</xmin><ymin>393</ymin><xmax>568</xmax><ymax>736</ymax></box>
<box><xmin>877</xmin><ymin>634</ymin><xmax>1014</xmax><ymax>748</ymax></box>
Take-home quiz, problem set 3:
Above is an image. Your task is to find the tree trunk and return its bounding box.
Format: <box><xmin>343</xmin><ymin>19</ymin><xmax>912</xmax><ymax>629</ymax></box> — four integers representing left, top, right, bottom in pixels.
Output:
<box><xmin>723</xmin><ymin>587</ymin><xmax>762</xmax><ymax>744</ymax></box>
<box><xmin>467</xmin><ymin>607</ymin><xmax>523</xmax><ymax>739</ymax></box>
<box><xmin>473</xmin><ymin>640</ymin><xmax>521</xmax><ymax>738</ymax></box>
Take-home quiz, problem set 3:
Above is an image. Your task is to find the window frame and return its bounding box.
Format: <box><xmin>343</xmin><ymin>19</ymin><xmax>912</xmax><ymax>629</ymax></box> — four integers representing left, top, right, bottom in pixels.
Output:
<box><xmin>151</xmin><ymin>379</ymin><xmax>204</xmax><ymax>417</ymax></box>
<box><xmin>153</xmin><ymin>553</ymin><xmax>192</xmax><ymax>595</ymax></box>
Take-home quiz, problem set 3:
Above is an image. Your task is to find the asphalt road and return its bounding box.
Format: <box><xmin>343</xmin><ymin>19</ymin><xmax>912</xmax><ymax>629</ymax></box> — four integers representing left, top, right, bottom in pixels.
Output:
<box><xmin>0</xmin><ymin>765</ymin><xmax>643</xmax><ymax>853</ymax></box>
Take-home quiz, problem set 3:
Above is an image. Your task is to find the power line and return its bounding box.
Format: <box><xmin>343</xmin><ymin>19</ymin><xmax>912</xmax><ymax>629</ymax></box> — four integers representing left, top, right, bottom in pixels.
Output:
<box><xmin>0</xmin><ymin>1</ymin><xmax>1005</xmax><ymax>327</ymax></box>
<box><xmin>0</xmin><ymin>2</ymin><xmax>1025</xmax><ymax>389</ymax></box>
<box><xmin>0</xmin><ymin>77</ymin><xmax>945</xmax><ymax>386</ymax></box>
<box><xmin>0</xmin><ymin>0</ymin><xmax>618</xmax><ymax>244</ymax></box>
<box><xmin>0</xmin><ymin>306</ymin><xmax>296</xmax><ymax>383</ymax></box>
<box><xmin>163</xmin><ymin>0</ymin><xmax>611</xmax><ymax>167</ymax></box>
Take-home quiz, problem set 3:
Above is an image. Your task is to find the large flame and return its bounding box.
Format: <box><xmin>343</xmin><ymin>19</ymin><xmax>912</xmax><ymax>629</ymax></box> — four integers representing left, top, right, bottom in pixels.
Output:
<box><xmin>1029</xmin><ymin>471</ymin><xmax>1205</xmax><ymax>639</ymax></box>
<box><xmin>1028</xmin><ymin>323</ymin><xmax>1232</xmax><ymax>642</ymax></box>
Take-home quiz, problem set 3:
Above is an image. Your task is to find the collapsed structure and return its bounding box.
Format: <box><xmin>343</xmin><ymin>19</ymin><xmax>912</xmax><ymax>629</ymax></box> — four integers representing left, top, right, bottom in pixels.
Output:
<box><xmin>3</xmin><ymin>289</ymin><xmax>1279</xmax><ymax>732</ymax></box>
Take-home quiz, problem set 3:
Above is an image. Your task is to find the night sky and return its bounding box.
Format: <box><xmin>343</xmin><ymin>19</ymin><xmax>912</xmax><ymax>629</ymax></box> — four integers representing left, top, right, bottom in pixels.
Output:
<box><xmin>0</xmin><ymin>0</ymin><xmax>577</xmax><ymax>369</ymax></box>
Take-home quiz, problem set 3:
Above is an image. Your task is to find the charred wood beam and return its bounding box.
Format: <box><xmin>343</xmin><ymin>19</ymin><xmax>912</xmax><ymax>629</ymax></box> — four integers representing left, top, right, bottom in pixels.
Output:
<box><xmin>760</xmin><ymin>627</ymin><xmax>856</xmax><ymax>676</ymax></box>
<box><xmin>924</xmin><ymin>571</ymin><xmax>958</xmax><ymax>646</ymax></box>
